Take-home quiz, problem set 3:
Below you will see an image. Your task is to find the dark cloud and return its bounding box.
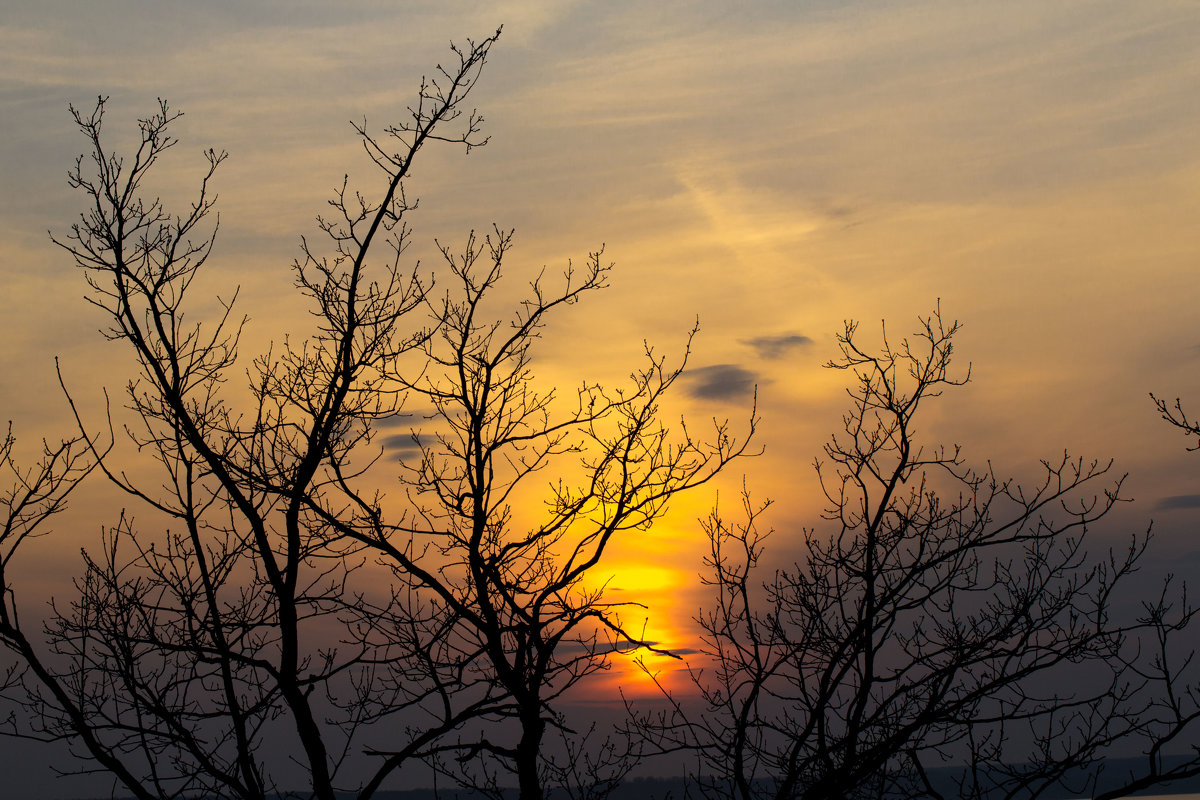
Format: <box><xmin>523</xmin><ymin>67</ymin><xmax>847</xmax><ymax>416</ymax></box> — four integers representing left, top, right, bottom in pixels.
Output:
<box><xmin>383</xmin><ymin>432</ymin><xmax>428</xmax><ymax>455</ymax></box>
<box><xmin>1156</xmin><ymin>494</ymin><xmax>1200</xmax><ymax>511</ymax></box>
<box><xmin>378</xmin><ymin>410</ymin><xmax>437</xmax><ymax>428</ymax></box>
<box><xmin>666</xmin><ymin>647</ymin><xmax>703</xmax><ymax>657</ymax></box>
<box><xmin>559</xmin><ymin>640</ymin><xmax>674</xmax><ymax>655</ymax></box>
<box><xmin>683</xmin><ymin>364</ymin><xmax>757</xmax><ymax>400</ymax></box>
<box><xmin>743</xmin><ymin>333</ymin><xmax>813</xmax><ymax>360</ymax></box>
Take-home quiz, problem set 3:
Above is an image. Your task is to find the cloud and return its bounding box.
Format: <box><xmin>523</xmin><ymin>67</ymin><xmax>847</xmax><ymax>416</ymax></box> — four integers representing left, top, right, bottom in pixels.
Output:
<box><xmin>383</xmin><ymin>432</ymin><xmax>429</xmax><ymax>455</ymax></box>
<box><xmin>378</xmin><ymin>411</ymin><xmax>423</xmax><ymax>428</ymax></box>
<box><xmin>664</xmin><ymin>647</ymin><xmax>703</xmax><ymax>657</ymax></box>
<box><xmin>378</xmin><ymin>414</ymin><xmax>432</xmax><ymax>455</ymax></box>
<box><xmin>1156</xmin><ymin>494</ymin><xmax>1200</xmax><ymax>511</ymax></box>
<box><xmin>743</xmin><ymin>333</ymin><xmax>813</xmax><ymax>360</ymax></box>
<box><xmin>559</xmin><ymin>639</ymin><xmax>674</xmax><ymax>655</ymax></box>
<box><xmin>683</xmin><ymin>364</ymin><xmax>757</xmax><ymax>400</ymax></box>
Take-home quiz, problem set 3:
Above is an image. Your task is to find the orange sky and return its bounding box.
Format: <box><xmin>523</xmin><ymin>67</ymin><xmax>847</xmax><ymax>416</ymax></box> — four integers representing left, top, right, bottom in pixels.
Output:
<box><xmin>4</xmin><ymin>2</ymin><xmax>1200</xmax><ymax>794</ymax></box>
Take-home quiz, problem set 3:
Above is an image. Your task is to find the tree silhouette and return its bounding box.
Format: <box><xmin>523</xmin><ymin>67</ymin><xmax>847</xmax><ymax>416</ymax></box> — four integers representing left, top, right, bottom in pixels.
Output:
<box><xmin>0</xmin><ymin>31</ymin><xmax>752</xmax><ymax>800</ymax></box>
<box><xmin>1152</xmin><ymin>392</ymin><xmax>1200</xmax><ymax>451</ymax></box>
<box><xmin>634</xmin><ymin>308</ymin><xmax>1200</xmax><ymax>800</ymax></box>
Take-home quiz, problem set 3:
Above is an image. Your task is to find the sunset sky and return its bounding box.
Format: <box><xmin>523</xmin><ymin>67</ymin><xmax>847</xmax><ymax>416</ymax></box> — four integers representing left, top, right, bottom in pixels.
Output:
<box><xmin>4</xmin><ymin>1</ymin><xmax>1200</xmax><ymax>796</ymax></box>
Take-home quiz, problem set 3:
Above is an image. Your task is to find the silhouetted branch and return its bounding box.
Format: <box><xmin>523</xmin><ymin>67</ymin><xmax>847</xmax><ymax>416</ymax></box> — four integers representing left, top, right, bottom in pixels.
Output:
<box><xmin>633</xmin><ymin>308</ymin><xmax>1200</xmax><ymax>800</ymax></box>
<box><xmin>2</xmin><ymin>25</ymin><xmax>758</xmax><ymax>800</ymax></box>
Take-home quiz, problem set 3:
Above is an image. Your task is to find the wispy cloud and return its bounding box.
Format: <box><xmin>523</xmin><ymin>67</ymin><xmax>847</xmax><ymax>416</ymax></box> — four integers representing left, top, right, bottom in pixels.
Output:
<box><xmin>744</xmin><ymin>333</ymin><xmax>813</xmax><ymax>360</ymax></box>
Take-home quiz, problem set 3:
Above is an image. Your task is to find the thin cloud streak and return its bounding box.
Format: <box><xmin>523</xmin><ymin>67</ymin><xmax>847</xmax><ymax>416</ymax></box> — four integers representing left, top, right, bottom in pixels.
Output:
<box><xmin>1156</xmin><ymin>494</ymin><xmax>1200</xmax><ymax>511</ymax></box>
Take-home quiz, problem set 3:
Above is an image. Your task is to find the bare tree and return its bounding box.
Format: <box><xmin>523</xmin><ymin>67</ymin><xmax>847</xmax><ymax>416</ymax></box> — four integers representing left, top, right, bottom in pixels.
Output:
<box><xmin>0</xmin><ymin>29</ymin><xmax>753</xmax><ymax>800</ymax></box>
<box><xmin>322</xmin><ymin>227</ymin><xmax>753</xmax><ymax>800</ymax></box>
<box><xmin>635</xmin><ymin>308</ymin><xmax>1200</xmax><ymax>800</ymax></box>
<box><xmin>1152</xmin><ymin>392</ymin><xmax>1200</xmax><ymax>451</ymax></box>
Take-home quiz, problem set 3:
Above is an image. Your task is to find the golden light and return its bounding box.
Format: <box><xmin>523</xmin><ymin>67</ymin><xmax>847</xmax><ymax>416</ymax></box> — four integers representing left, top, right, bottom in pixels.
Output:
<box><xmin>581</xmin><ymin>558</ymin><xmax>702</xmax><ymax>697</ymax></box>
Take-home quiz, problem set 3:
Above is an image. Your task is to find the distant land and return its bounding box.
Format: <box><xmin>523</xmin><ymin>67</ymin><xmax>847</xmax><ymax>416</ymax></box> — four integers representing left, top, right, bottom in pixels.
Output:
<box><xmin>74</xmin><ymin>756</ymin><xmax>1200</xmax><ymax>800</ymax></box>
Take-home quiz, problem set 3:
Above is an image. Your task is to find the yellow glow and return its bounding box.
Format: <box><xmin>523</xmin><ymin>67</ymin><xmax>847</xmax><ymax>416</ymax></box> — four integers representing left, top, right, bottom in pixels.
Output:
<box><xmin>576</xmin><ymin>550</ymin><xmax>703</xmax><ymax>697</ymax></box>
<box><xmin>602</xmin><ymin>563</ymin><xmax>680</xmax><ymax>594</ymax></box>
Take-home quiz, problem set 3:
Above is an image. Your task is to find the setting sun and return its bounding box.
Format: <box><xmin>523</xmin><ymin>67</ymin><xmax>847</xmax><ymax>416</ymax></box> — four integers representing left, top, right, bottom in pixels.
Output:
<box><xmin>579</xmin><ymin>557</ymin><xmax>703</xmax><ymax>696</ymax></box>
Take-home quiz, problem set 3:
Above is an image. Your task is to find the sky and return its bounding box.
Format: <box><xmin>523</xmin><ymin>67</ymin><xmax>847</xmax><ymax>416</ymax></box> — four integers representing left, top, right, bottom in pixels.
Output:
<box><xmin>3</xmin><ymin>0</ymin><xmax>1200</xmax><ymax>796</ymax></box>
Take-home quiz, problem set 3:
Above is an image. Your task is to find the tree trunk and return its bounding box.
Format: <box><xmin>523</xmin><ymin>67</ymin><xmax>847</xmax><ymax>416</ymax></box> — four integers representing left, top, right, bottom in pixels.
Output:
<box><xmin>515</xmin><ymin>707</ymin><xmax>546</xmax><ymax>800</ymax></box>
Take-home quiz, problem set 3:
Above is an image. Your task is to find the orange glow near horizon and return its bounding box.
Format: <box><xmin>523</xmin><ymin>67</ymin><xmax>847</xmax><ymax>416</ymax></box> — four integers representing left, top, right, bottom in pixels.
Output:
<box><xmin>581</xmin><ymin>550</ymin><xmax>707</xmax><ymax>698</ymax></box>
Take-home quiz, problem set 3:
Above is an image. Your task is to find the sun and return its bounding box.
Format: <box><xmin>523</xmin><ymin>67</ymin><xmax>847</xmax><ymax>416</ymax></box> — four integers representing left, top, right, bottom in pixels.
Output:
<box><xmin>577</xmin><ymin>559</ymin><xmax>702</xmax><ymax>697</ymax></box>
